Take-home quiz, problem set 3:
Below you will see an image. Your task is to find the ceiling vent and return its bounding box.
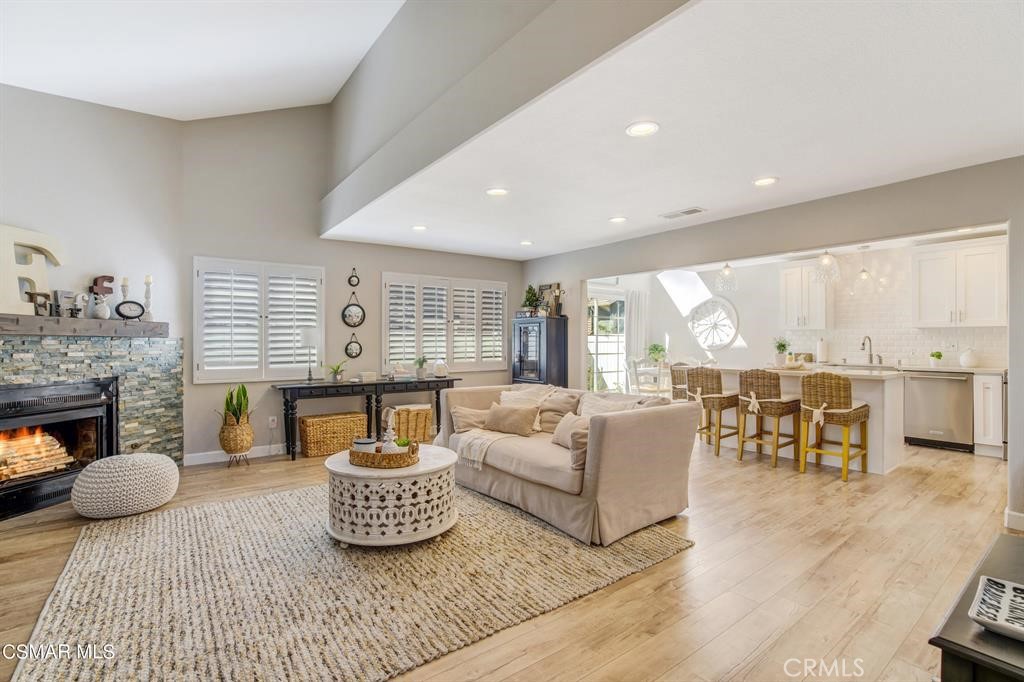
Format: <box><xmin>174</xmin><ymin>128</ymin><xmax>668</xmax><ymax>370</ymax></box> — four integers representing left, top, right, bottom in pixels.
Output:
<box><xmin>660</xmin><ymin>207</ymin><xmax>706</xmax><ymax>220</ymax></box>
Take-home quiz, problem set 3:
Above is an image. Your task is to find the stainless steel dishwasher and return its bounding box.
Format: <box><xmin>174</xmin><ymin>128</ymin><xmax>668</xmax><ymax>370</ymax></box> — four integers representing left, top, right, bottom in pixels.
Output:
<box><xmin>903</xmin><ymin>370</ymin><xmax>974</xmax><ymax>452</ymax></box>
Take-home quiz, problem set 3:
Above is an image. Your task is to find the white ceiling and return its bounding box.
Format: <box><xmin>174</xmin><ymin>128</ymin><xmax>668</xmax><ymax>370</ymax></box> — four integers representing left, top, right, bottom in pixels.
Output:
<box><xmin>0</xmin><ymin>0</ymin><xmax>403</xmax><ymax>120</ymax></box>
<box><xmin>324</xmin><ymin>0</ymin><xmax>1024</xmax><ymax>260</ymax></box>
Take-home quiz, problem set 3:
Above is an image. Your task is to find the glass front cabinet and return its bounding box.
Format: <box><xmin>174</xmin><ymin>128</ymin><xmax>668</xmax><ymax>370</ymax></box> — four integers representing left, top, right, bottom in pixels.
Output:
<box><xmin>512</xmin><ymin>317</ymin><xmax>568</xmax><ymax>388</ymax></box>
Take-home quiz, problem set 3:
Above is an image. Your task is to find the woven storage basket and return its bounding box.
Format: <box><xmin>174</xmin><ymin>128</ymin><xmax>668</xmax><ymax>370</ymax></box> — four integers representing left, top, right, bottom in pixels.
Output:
<box><xmin>300</xmin><ymin>411</ymin><xmax>367</xmax><ymax>458</ymax></box>
<box><xmin>349</xmin><ymin>442</ymin><xmax>420</xmax><ymax>469</ymax></box>
<box><xmin>219</xmin><ymin>413</ymin><xmax>253</xmax><ymax>455</ymax></box>
<box><xmin>394</xmin><ymin>404</ymin><xmax>433</xmax><ymax>442</ymax></box>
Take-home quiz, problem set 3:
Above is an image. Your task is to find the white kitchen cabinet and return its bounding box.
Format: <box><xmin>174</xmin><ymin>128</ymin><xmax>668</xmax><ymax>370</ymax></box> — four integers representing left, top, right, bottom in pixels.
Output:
<box><xmin>973</xmin><ymin>373</ymin><xmax>1004</xmax><ymax>449</ymax></box>
<box><xmin>780</xmin><ymin>263</ymin><xmax>831</xmax><ymax>330</ymax></box>
<box><xmin>911</xmin><ymin>237</ymin><xmax>1007</xmax><ymax>328</ymax></box>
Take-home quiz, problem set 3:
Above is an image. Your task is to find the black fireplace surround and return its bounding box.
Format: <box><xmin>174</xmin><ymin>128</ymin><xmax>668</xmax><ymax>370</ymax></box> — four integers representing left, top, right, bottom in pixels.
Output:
<box><xmin>0</xmin><ymin>378</ymin><xmax>118</xmax><ymax>520</ymax></box>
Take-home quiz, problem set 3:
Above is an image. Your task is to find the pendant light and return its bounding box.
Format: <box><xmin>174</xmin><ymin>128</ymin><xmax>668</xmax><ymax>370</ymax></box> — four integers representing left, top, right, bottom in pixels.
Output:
<box><xmin>853</xmin><ymin>246</ymin><xmax>874</xmax><ymax>295</ymax></box>
<box><xmin>714</xmin><ymin>263</ymin><xmax>738</xmax><ymax>293</ymax></box>
<box><xmin>813</xmin><ymin>250</ymin><xmax>840</xmax><ymax>284</ymax></box>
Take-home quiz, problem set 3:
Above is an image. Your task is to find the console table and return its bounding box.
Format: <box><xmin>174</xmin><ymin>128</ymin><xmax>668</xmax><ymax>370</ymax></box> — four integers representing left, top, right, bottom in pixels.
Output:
<box><xmin>930</xmin><ymin>533</ymin><xmax>1024</xmax><ymax>682</ymax></box>
<box><xmin>272</xmin><ymin>377</ymin><xmax>461</xmax><ymax>460</ymax></box>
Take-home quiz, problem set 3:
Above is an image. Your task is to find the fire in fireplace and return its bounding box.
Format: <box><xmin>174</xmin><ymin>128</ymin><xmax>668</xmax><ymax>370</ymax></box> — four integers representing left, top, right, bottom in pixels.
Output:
<box><xmin>0</xmin><ymin>378</ymin><xmax>118</xmax><ymax>519</ymax></box>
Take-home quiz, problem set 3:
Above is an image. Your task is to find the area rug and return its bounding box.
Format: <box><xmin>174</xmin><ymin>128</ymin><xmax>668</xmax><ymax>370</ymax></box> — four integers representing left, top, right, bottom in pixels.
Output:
<box><xmin>16</xmin><ymin>485</ymin><xmax>691</xmax><ymax>681</ymax></box>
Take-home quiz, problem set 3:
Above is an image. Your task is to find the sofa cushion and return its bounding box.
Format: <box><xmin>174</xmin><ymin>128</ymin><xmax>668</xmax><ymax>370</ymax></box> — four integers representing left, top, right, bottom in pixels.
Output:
<box><xmin>483</xmin><ymin>432</ymin><xmax>583</xmax><ymax>494</ymax></box>
<box><xmin>552</xmin><ymin>413</ymin><xmax>590</xmax><ymax>470</ymax></box>
<box><xmin>539</xmin><ymin>389</ymin><xmax>583</xmax><ymax>433</ymax></box>
<box><xmin>578</xmin><ymin>393</ymin><xmax>641</xmax><ymax>418</ymax></box>
<box><xmin>451</xmin><ymin>405</ymin><xmax>489</xmax><ymax>433</ymax></box>
<box><xmin>484</xmin><ymin>403</ymin><xmax>537</xmax><ymax>437</ymax></box>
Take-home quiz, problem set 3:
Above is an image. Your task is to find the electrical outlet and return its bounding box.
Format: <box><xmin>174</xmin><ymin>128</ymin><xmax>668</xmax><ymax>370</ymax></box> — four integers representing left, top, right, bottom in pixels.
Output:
<box><xmin>268</xmin><ymin>416</ymin><xmax>278</xmax><ymax>429</ymax></box>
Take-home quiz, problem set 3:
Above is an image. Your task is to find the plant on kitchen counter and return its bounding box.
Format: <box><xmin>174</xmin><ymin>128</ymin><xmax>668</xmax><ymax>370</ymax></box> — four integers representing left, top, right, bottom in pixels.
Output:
<box><xmin>930</xmin><ymin>351</ymin><xmax>943</xmax><ymax>360</ymax></box>
<box><xmin>773</xmin><ymin>337</ymin><xmax>791</xmax><ymax>354</ymax></box>
<box><xmin>647</xmin><ymin>343</ymin><xmax>667</xmax><ymax>362</ymax></box>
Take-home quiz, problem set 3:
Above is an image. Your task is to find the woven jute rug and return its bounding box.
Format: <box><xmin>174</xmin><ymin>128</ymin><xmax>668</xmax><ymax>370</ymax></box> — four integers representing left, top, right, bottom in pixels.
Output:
<box><xmin>16</xmin><ymin>485</ymin><xmax>691</xmax><ymax>681</ymax></box>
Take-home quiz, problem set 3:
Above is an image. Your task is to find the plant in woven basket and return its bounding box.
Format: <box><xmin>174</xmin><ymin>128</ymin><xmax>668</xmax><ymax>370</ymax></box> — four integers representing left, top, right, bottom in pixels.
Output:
<box><xmin>218</xmin><ymin>384</ymin><xmax>253</xmax><ymax>455</ymax></box>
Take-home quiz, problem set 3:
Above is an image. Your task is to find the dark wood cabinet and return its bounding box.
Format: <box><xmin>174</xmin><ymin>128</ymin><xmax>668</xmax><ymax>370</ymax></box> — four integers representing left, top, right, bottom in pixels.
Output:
<box><xmin>512</xmin><ymin>317</ymin><xmax>568</xmax><ymax>388</ymax></box>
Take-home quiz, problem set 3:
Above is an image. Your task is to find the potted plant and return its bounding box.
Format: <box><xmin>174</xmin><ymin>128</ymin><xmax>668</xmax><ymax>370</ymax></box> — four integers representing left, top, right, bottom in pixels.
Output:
<box><xmin>414</xmin><ymin>355</ymin><xmax>428</xmax><ymax>379</ymax></box>
<box><xmin>773</xmin><ymin>337</ymin><xmax>791</xmax><ymax>367</ymax></box>
<box><xmin>647</xmin><ymin>343</ymin><xmax>667</xmax><ymax>363</ymax></box>
<box><xmin>929</xmin><ymin>350</ymin><xmax>943</xmax><ymax>368</ymax></box>
<box><xmin>218</xmin><ymin>384</ymin><xmax>253</xmax><ymax>455</ymax></box>
<box><xmin>522</xmin><ymin>285</ymin><xmax>541</xmax><ymax>316</ymax></box>
<box><xmin>328</xmin><ymin>360</ymin><xmax>348</xmax><ymax>382</ymax></box>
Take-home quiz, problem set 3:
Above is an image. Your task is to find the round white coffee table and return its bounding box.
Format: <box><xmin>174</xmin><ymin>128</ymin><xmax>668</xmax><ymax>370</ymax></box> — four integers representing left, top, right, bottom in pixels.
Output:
<box><xmin>324</xmin><ymin>444</ymin><xmax>458</xmax><ymax>546</ymax></box>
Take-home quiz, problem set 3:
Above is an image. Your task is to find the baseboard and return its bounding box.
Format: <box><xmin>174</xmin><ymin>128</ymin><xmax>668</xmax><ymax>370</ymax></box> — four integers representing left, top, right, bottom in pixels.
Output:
<box><xmin>1006</xmin><ymin>508</ymin><xmax>1024</xmax><ymax>532</ymax></box>
<box><xmin>974</xmin><ymin>443</ymin><xmax>1005</xmax><ymax>458</ymax></box>
<box><xmin>184</xmin><ymin>443</ymin><xmax>286</xmax><ymax>466</ymax></box>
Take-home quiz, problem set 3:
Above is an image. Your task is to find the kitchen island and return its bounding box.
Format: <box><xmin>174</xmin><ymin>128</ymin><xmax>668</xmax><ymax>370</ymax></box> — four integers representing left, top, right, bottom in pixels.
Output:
<box><xmin>715</xmin><ymin>366</ymin><xmax>904</xmax><ymax>475</ymax></box>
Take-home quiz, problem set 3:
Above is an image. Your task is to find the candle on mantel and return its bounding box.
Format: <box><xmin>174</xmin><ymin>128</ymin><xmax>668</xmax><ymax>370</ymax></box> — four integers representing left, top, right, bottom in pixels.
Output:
<box><xmin>144</xmin><ymin>275</ymin><xmax>153</xmax><ymax>285</ymax></box>
<box><xmin>121</xmin><ymin>277</ymin><xmax>129</xmax><ymax>286</ymax></box>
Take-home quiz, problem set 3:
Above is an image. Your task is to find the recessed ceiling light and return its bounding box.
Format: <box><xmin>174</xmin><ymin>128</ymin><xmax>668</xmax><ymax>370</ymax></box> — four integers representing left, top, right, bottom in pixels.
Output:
<box><xmin>957</xmin><ymin>227</ymin><xmax>974</xmax><ymax>233</ymax></box>
<box><xmin>485</xmin><ymin>187</ymin><xmax>508</xmax><ymax>196</ymax></box>
<box><xmin>411</xmin><ymin>225</ymin><xmax>427</xmax><ymax>231</ymax></box>
<box><xmin>625</xmin><ymin>121</ymin><xmax>659</xmax><ymax>137</ymax></box>
<box><xmin>753</xmin><ymin>177</ymin><xmax>778</xmax><ymax>187</ymax></box>
<box><xmin>520</xmin><ymin>240</ymin><xmax>533</xmax><ymax>246</ymax></box>
<box><xmin>609</xmin><ymin>216</ymin><xmax>627</xmax><ymax>223</ymax></box>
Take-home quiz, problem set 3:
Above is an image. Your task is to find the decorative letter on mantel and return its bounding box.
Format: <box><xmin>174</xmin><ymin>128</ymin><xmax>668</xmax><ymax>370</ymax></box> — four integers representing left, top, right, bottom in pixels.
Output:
<box><xmin>0</xmin><ymin>225</ymin><xmax>65</xmax><ymax>315</ymax></box>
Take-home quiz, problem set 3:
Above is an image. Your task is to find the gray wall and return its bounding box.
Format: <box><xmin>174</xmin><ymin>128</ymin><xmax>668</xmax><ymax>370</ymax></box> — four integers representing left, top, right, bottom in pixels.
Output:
<box><xmin>523</xmin><ymin>155</ymin><xmax>1024</xmax><ymax>525</ymax></box>
<box><xmin>0</xmin><ymin>86</ymin><xmax>523</xmax><ymax>457</ymax></box>
<box><xmin>322</xmin><ymin>0</ymin><xmax>688</xmax><ymax>233</ymax></box>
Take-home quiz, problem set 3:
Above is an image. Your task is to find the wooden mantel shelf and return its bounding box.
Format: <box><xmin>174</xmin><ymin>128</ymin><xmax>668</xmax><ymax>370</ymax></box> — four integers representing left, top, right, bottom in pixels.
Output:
<box><xmin>0</xmin><ymin>314</ymin><xmax>169</xmax><ymax>338</ymax></box>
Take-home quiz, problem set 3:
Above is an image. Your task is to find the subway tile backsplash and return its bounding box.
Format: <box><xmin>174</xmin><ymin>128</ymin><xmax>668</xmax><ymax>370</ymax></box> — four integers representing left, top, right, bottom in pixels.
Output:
<box><xmin>787</xmin><ymin>248</ymin><xmax>1007</xmax><ymax>368</ymax></box>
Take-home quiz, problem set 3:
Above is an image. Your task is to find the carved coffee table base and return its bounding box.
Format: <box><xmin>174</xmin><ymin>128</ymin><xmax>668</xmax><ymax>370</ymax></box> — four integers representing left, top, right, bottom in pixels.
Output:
<box><xmin>325</xmin><ymin>445</ymin><xmax>458</xmax><ymax>547</ymax></box>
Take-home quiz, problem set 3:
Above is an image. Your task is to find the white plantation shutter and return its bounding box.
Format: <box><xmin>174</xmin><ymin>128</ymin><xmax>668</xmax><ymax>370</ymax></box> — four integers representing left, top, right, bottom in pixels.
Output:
<box><xmin>265</xmin><ymin>267</ymin><xmax>322</xmax><ymax>378</ymax></box>
<box><xmin>382</xmin><ymin>273</ymin><xmax>507</xmax><ymax>373</ymax></box>
<box><xmin>420</xmin><ymin>281</ymin><xmax>449</xmax><ymax>363</ymax></box>
<box><xmin>385</xmin><ymin>279</ymin><xmax>417</xmax><ymax>365</ymax></box>
<box><xmin>480</xmin><ymin>287</ymin><xmax>506</xmax><ymax>368</ymax></box>
<box><xmin>193</xmin><ymin>257</ymin><xmax>324</xmax><ymax>383</ymax></box>
<box><xmin>452</xmin><ymin>286</ymin><xmax>477</xmax><ymax>364</ymax></box>
<box><xmin>198</xmin><ymin>267</ymin><xmax>261</xmax><ymax>377</ymax></box>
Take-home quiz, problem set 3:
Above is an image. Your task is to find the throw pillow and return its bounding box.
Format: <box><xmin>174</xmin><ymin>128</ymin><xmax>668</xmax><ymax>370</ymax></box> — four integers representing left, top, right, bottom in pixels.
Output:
<box><xmin>577</xmin><ymin>393</ymin><xmax>642</xmax><ymax>419</ymax></box>
<box><xmin>635</xmin><ymin>396</ymin><xmax>672</xmax><ymax>409</ymax></box>
<box><xmin>500</xmin><ymin>385</ymin><xmax>554</xmax><ymax>430</ymax></box>
<box><xmin>551</xmin><ymin>412</ymin><xmax>587</xmax><ymax>449</ymax></box>
<box><xmin>484</xmin><ymin>403</ymin><xmax>538</xmax><ymax>437</ymax></box>
<box><xmin>551</xmin><ymin>413</ymin><xmax>590</xmax><ymax>470</ymax></box>
<box><xmin>538</xmin><ymin>390</ymin><xmax>582</xmax><ymax>433</ymax></box>
<box><xmin>450</xmin><ymin>405</ymin><xmax>489</xmax><ymax>433</ymax></box>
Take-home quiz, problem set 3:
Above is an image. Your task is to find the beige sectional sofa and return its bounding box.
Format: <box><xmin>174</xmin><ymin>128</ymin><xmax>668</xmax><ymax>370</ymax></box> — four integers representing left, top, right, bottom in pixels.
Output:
<box><xmin>435</xmin><ymin>385</ymin><xmax>700</xmax><ymax>546</ymax></box>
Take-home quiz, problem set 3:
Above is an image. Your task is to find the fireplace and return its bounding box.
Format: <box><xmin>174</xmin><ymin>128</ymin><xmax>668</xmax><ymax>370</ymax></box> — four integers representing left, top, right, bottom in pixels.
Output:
<box><xmin>0</xmin><ymin>378</ymin><xmax>118</xmax><ymax>520</ymax></box>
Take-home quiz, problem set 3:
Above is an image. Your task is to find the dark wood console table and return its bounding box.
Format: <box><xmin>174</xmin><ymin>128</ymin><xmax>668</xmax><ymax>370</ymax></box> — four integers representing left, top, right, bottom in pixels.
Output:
<box><xmin>272</xmin><ymin>377</ymin><xmax>461</xmax><ymax>460</ymax></box>
<box><xmin>930</xmin><ymin>533</ymin><xmax>1024</xmax><ymax>682</ymax></box>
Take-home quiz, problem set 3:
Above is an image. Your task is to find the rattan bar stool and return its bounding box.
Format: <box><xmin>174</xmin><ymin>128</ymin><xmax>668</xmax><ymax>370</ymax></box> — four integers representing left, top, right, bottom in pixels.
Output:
<box><xmin>736</xmin><ymin>369</ymin><xmax>801</xmax><ymax>467</ymax></box>
<box><xmin>670</xmin><ymin>364</ymin><xmax>688</xmax><ymax>401</ymax></box>
<box><xmin>686</xmin><ymin>367</ymin><xmax>739</xmax><ymax>457</ymax></box>
<box><xmin>798</xmin><ymin>372</ymin><xmax>870</xmax><ymax>481</ymax></box>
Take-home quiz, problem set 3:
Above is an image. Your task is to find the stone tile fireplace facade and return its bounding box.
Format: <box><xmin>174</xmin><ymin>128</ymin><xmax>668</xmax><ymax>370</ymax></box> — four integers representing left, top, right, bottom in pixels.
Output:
<box><xmin>0</xmin><ymin>336</ymin><xmax>183</xmax><ymax>460</ymax></box>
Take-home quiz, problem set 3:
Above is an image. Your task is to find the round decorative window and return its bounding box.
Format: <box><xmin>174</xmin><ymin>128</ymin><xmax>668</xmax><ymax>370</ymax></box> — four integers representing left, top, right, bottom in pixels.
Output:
<box><xmin>688</xmin><ymin>296</ymin><xmax>739</xmax><ymax>350</ymax></box>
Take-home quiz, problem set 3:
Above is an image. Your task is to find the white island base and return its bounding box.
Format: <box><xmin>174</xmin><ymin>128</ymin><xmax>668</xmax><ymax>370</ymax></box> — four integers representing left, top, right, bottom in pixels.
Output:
<box><xmin>715</xmin><ymin>368</ymin><xmax>905</xmax><ymax>475</ymax></box>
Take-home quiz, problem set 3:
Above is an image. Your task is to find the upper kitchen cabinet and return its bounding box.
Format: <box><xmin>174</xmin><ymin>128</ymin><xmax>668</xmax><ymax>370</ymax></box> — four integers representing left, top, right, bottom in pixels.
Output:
<box><xmin>911</xmin><ymin>237</ymin><xmax>1007</xmax><ymax>328</ymax></box>
<box><xmin>780</xmin><ymin>262</ymin><xmax>832</xmax><ymax>330</ymax></box>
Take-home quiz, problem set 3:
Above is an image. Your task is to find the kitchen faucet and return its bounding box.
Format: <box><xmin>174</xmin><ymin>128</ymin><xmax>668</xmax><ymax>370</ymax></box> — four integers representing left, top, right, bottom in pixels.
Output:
<box><xmin>860</xmin><ymin>335</ymin><xmax>875</xmax><ymax>364</ymax></box>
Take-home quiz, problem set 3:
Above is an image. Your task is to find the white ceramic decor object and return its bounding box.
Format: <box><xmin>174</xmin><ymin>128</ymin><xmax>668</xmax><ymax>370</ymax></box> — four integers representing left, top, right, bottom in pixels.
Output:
<box><xmin>960</xmin><ymin>348</ymin><xmax>980</xmax><ymax>368</ymax></box>
<box><xmin>0</xmin><ymin>224</ymin><xmax>64</xmax><ymax>315</ymax></box>
<box><xmin>433</xmin><ymin>360</ymin><xmax>449</xmax><ymax>377</ymax></box>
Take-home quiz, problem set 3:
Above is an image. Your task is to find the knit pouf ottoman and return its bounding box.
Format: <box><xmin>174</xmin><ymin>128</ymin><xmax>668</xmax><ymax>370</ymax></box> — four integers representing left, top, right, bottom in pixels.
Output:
<box><xmin>71</xmin><ymin>453</ymin><xmax>179</xmax><ymax>519</ymax></box>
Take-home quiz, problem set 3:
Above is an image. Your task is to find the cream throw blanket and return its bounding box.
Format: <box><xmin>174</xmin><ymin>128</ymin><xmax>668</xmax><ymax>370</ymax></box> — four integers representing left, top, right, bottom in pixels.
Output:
<box><xmin>455</xmin><ymin>428</ymin><xmax>516</xmax><ymax>470</ymax></box>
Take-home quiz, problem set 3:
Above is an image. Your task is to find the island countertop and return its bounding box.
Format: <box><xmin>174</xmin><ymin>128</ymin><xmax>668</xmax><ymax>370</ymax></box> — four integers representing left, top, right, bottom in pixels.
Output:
<box><xmin>716</xmin><ymin>366</ymin><xmax>901</xmax><ymax>381</ymax></box>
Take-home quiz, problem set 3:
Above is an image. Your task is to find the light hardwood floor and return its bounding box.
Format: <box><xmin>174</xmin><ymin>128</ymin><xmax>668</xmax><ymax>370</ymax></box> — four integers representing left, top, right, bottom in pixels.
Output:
<box><xmin>0</xmin><ymin>441</ymin><xmax>1012</xmax><ymax>682</ymax></box>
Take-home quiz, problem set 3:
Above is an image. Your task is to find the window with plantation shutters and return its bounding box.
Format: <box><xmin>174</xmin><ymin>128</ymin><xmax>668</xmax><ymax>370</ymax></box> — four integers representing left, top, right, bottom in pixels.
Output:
<box><xmin>193</xmin><ymin>257</ymin><xmax>324</xmax><ymax>383</ymax></box>
<box><xmin>381</xmin><ymin>273</ymin><xmax>507</xmax><ymax>373</ymax></box>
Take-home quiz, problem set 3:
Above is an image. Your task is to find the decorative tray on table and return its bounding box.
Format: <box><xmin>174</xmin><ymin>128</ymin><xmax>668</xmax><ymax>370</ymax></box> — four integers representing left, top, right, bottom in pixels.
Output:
<box><xmin>968</xmin><ymin>575</ymin><xmax>1024</xmax><ymax>642</ymax></box>
<box><xmin>349</xmin><ymin>442</ymin><xmax>420</xmax><ymax>469</ymax></box>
